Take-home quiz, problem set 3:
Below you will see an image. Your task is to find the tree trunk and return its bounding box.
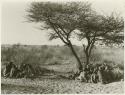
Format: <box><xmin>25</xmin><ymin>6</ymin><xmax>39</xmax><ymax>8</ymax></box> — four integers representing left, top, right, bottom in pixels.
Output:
<box><xmin>85</xmin><ymin>50</ymin><xmax>90</xmax><ymax>66</ymax></box>
<box><xmin>84</xmin><ymin>43</ymin><xmax>94</xmax><ymax>66</ymax></box>
<box><xmin>68</xmin><ymin>42</ymin><xmax>83</xmax><ymax>75</ymax></box>
<box><xmin>83</xmin><ymin>35</ymin><xmax>96</xmax><ymax>68</ymax></box>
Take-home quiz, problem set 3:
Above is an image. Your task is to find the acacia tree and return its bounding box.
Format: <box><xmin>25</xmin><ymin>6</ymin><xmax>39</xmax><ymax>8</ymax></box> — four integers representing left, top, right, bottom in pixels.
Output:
<box><xmin>26</xmin><ymin>2</ymin><xmax>92</xmax><ymax>73</ymax></box>
<box><xmin>26</xmin><ymin>2</ymin><xmax>124</xmax><ymax>75</ymax></box>
<box><xmin>77</xmin><ymin>13</ymin><xmax>124</xmax><ymax>65</ymax></box>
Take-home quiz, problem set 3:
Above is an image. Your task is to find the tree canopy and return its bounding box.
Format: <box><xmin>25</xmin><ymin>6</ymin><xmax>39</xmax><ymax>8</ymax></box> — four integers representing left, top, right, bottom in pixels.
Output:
<box><xmin>76</xmin><ymin>12</ymin><xmax>124</xmax><ymax>64</ymax></box>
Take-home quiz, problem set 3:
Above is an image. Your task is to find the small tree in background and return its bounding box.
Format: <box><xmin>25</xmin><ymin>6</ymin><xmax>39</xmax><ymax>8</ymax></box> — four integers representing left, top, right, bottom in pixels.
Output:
<box><xmin>77</xmin><ymin>13</ymin><xmax>124</xmax><ymax>65</ymax></box>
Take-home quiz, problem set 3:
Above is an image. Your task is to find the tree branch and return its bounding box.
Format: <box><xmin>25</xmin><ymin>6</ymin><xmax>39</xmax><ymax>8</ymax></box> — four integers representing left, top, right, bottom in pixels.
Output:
<box><xmin>54</xmin><ymin>25</ymin><xmax>68</xmax><ymax>40</ymax></box>
<box><xmin>88</xmin><ymin>31</ymin><xmax>96</xmax><ymax>56</ymax></box>
<box><xmin>56</xmin><ymin>24</ymin><xmax>74</xmax><ymax>40</ymax></box>
<box><xmin>82</xmin><ymin>44</ymin><xmax>86</xmax><ymax>53</ymax></box>
<box><xmin>47</xmin><ymin>18</ymin><xmax>68</xmax><ymax>45</ymax></box>
<box><xmin>88</xmin><ymin>39</ymin><xmax>95</xmax><ymax>56</ymax></box>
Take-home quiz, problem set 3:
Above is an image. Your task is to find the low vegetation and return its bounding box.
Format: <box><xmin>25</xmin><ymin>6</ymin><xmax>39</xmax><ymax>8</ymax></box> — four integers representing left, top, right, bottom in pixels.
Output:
<box><xmin>1</xmin><ymin>44</ymin><xmax>124</xmax><ymax>75</ymax></box>
<box><xmin>1</xmin><ymin>44</ymin><xmax>124</xmax><ymax>66</ymax></box>
<box><xmin>1</xmin><ymin>44</ymin><xmax>124</xmax><ymax>94</ymax></box>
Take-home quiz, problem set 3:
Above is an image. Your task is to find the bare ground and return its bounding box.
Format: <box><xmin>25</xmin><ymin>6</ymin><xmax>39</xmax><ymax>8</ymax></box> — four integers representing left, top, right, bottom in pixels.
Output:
<box><xmin>1</xmin><ymin>75</ymin><xmax>124</xmax><ymax>94</ymax></box>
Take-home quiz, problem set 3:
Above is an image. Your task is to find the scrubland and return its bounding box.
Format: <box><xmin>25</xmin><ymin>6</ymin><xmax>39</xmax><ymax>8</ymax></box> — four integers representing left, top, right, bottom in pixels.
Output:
<box><xmin>1</xmin><ymin>44</ymin><xmax>124</xmax><ymax>94</ymax></box>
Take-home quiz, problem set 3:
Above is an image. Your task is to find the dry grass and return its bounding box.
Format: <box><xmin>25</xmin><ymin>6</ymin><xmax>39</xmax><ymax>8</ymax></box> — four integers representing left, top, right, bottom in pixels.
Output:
<box><xmin>1</xmin><ymin>63</ymin><xmax>124</xmax><ymax>94</ymax></box>
<box><xmin>1</xmin><ymin>76</ymin><xmax>124</xmax><ymax>94</ymax></box>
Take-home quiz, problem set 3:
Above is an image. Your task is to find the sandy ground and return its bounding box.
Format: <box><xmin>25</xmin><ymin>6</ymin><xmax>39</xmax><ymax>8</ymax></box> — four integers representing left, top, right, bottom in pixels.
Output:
<box><xmin>1</xmin><ymin>76</ymin><xmax>124</xmax><ymax>94</ymax></box>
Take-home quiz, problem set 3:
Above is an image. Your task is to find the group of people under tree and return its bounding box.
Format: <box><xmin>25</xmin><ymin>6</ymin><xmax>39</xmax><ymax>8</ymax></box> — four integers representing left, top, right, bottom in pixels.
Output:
<box><xmin>2</xmin><ymin>60</ymin><xmax>123</xmax><ymax>84</ymax></box>
<box><xmin>72</xmin><ymin>63</ymin><xmax>123</xmax><ymax>84</ymax></box>
<box><xmin>3</xmin><ymin>61</ymin><xmax>34</xmax><ymax>79</ymax></box>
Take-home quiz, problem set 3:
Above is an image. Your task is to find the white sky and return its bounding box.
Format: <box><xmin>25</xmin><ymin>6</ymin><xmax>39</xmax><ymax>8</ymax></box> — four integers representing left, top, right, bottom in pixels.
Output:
<box><xmin>1</xmin><ymin>0</ymin><xmax>124</xmax><ymax>45</ymax></box>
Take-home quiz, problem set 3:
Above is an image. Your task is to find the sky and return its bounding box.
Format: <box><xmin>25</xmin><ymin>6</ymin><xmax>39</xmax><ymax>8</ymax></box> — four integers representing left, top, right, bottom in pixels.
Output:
<box><xmin>1</xmin><ymin>0</ymin><xmax>124</xmax><ymax>45</ymax></box>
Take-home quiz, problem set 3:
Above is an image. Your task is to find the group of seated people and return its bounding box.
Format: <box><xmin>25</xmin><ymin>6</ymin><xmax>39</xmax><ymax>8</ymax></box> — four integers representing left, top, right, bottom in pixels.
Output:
<box><xmin>3</xmin><ymin>61</ymin><xmax>123</xmax><ymax>83</ymax></box>
<box><xmin>76</xmin><ymin>63</ymin><xmax>113</xmax><ymax>84</ymax></box>
<box><xmin>3</xmin><ymin>61</ymin><xmax>34</xmax><ymax>78</ymax></box>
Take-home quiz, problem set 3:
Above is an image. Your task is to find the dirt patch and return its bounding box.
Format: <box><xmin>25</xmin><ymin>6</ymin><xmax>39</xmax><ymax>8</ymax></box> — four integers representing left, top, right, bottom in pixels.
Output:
<box><xmin>1</xmin><ymin>77</ymin><xmax>124</xmax><ymax>94</ymax></box>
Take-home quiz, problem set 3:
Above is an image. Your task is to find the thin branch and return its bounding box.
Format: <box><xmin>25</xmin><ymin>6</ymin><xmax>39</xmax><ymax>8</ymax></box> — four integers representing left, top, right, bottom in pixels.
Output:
<box><xmin>82</xmin><ymin>44</ymin><xmax>86</xmax><ymax>53</ymax></box>
<box><xmin>47</xmin><ymin>18</ymin><xmax>68</xmax><ymax>45</ymax></box>
<box><xmin>53</xmin><ymin>26</ymin><xmax>68</xmax><ymax>45</ymax></box>
<box><xmin>67</xmin><ymin>29</ymin><xmax>74</xmax><ymax>39</ymax></box>
<box><xmin>56</xmin><ymin>24</ymin><xmax>73</xmax><ymax>40</ymax></box>
<box><xmin>54</xmin><ymin>25</ymin><xmax>68</xmax><ymax>40</ymax></box>
<box><xmin>88</xmin><ymin>39</ymin><xmax>95</xmax><ymax>56</ymax></box>
<box><xmin>88</xmin><ymin>31</ymin><xmax>96</xmax><ymax>56</ymax></box>
<box><xmin>56</xmin><ymin>24</ymin><xmax>67</xmax><ymax>35</ymax></box>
